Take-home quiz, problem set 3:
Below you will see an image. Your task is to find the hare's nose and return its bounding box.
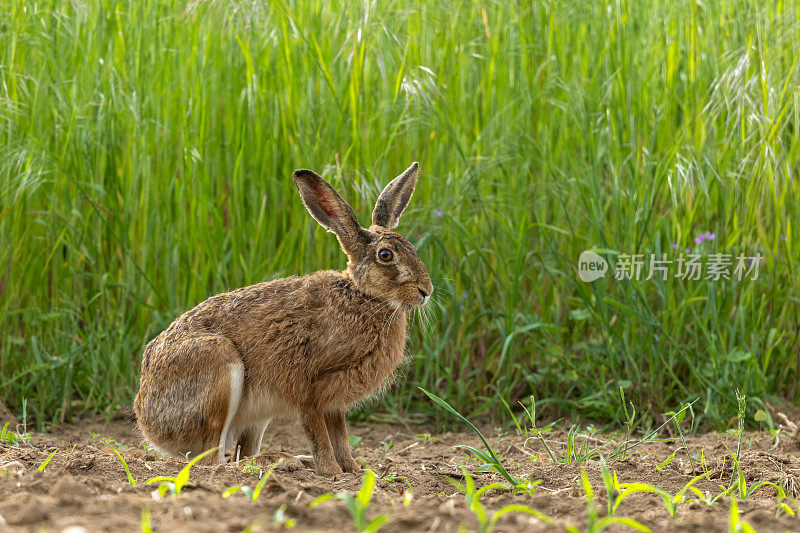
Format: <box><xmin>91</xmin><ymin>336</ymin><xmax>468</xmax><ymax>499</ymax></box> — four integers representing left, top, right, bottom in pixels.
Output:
<box><xmin>418</xmin><ymin>287</ymin><xmax>432</xmax><ymax>305</ymax></box>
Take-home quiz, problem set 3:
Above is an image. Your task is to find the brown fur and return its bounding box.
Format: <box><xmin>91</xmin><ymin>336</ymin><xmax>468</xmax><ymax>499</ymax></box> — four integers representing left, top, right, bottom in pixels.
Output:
<box><xmin>134</xmin><ymin>163</ymin><xmax>432</xmax><ymax>475</ymax></box>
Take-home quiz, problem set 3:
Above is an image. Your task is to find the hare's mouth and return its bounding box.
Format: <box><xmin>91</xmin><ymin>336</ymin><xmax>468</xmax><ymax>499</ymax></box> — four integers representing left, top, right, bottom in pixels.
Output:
<box><xmin>389</xmin><ymin>289</ymin><xmax>430</xmax><ymax>310</ymax></box>
<box><xmin>387</xmin><ymin>299</ymin><xmax>404</xmax><ymax>310</ymax></box>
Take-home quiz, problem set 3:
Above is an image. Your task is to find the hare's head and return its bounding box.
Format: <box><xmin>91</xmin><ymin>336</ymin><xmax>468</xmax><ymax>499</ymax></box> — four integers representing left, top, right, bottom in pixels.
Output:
<box><xmin>293</xmin><ymin>162</ymin><xmax>433</xmax><ymax>309</ymax></box>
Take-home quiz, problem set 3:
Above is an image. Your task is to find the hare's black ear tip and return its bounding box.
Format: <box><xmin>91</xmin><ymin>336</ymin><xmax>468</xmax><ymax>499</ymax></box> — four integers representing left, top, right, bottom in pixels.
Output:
<box><xmin>292</xmin><ymin>169</ymin><xmax>314</xmax><ymax>179</ymax></box>
<box><xmin>292</xmin><ymin>169</ymin><xmax>320</xmax><ymax>187</ymax></box>
<box><xmin>410</xmin><ymin>161</ymin><xmax>419</xmax><ymax>170</ymax></box>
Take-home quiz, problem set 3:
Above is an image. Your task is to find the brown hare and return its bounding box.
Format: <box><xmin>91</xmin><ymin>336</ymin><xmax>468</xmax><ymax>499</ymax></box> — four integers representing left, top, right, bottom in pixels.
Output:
<box><xmin>134</xmin><ymin>162</ymin><xmax>432</xmax><ymax>476</ymax></box>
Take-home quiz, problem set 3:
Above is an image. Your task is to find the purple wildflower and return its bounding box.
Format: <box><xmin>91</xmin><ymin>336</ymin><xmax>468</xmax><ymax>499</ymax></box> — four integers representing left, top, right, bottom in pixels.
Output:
<box><xmin>694</xmin><ymin>232</ymin><xmax>716</xmax><ymax>245</ymax></box>
<box><xmin>433</xmin><ymin>209</ymin><xmax>443</xmax><ymax>217</ymax></box>
<box><xmin>671</xmin><ymin>243</ymin><xmax>679</xmax><ymax>249</ymax></box>
<box><xmin>781</xmin><ymin>235</ymin><xmax>788</xmax><ymax>242</ymax></box>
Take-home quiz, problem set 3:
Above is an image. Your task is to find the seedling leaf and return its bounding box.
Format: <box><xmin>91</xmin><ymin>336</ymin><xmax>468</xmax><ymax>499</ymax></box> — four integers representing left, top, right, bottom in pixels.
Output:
<box><xmin>140</xmin><ymin>507</ymin><xmax>152</xmax><ymax>533</ymax></box>
<box><xmin>357</xmin><ymin>468</ymin><xmax>377</xmax><ymax>509</ymax></box>
<box><xmin>223</xmin><ymin>486</ymin><xmax>243</xmax><ymax>498</ymax></box>
<box><xmin>174</xmin><ymin>447</ymin><xmax>219</xmax><ymax>492</ymax></box>
<box><xmin>595</xmin><ymin>516</ymin><xmax>651</xmax><ymax>532</ymax></box>
<box><xmin>490</xmin><ymin>504</ymin><xmax>553</xmax><ymax>527</ymax></box>
<box><xmin>112</xmin><ymin>448</ymin><xmax>136</xmax><ymax>486</ymax></box>
<box><xmin>251</xmin><ymin>460</ymin><xmax>282</xmax><ymax>501</ymax></box>
<box><xmin>365</xmin><ymin>515</ymin><xmax>388</xmax><ymax>533</ymax></box>
<box><xmin>38</xmin><ymin>449</ymin><xmax>57</xmax><ymax>472</ymax></box>
<box><xmin>309</xmin><ymin>493</ymin><xmax>337</xmax><ymax>508</ymax></box>
<box><xmin>580</xmin><ymin>468</ymin><xmax>593</xmax><ymax>499</ymax></box>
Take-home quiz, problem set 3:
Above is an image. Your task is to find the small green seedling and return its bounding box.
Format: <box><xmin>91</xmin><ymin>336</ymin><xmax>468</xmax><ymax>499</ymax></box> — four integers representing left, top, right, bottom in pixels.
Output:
<box><xmin>1</xmin><ymin>422</ymin><xmax>28</xmax><ymax>446</ymax></box>
<box><xmin>447</xmin><ymin>467</ymin><xmax>552</xmax><ymax>533</ymax></box>
<box><xmin>223</xmin><ymin>460</ymin><xmax>282</xmax><ymax>501</ymax></box>
<box><xmin>381</xmin><ymin>471</ymin><xmax>412</xmax><ymax>491</ymax></box>
<box><xmin>604</xmin><ymin>399</ymin><xmax>700</xmax><ymax>462</ymax></box>
<box><xmin>310</xmin><ymin>468</ymin><xmax>388</xmax><ymax>533</ymax></box>
<box><xmin>501</xmin><ymin>397</ymin><xmax>525</xmax><ymax>436</ymax></box>
<box><xmin>728</xmin><ymin>498</ymin><xmax>756</xmax><ymax>533</ymax></box>
<box><xmin>518</xmin><ymin>396</ymin><xmax>559</xmax><ymax>463</ymax></box>
<box><xmin>272</xmin><ymin>504</ymin><xmax>297</xmax><ymax>528</ymax></box>
<box><xmin>777</xmin><ymin>501</ymin><xmax>796</xmax><ymax>519</ymax></box>
<box><xmin>614</xmin><ymin>471</ymin><xmax>710</xmax><ymax>518</ymax></box>
<box><xmin>141</xmin><ymin>507</ymin><xmax>152</xmax><ymax>533</ymax></box>
<box><xmin>92</xmin><ymin>432</ymin><xmax>128</xmax><ymax>449</ymax></box>
<box><xmin>566</xmin><ymin>468</ymin><xmax>650</xmax><ymax>533</ymax></box>
<box><xmin>415</xmin><ymin>433</ymin><xmax>439</xmax><ymax>443</ymax></box>
<box><xmin>718</xmin><ymin>445</ymin><xmax>787</xmax><ymax>501</ymax></box>
<box><xmin>146</xmin><ymin>446</ymin><xmax>218</xmax><ymax>496</ymax></box>
<box><xmin>38</xmin><ymin>449</ymin><xmax>57</xmax><ymax>472</ymax></box>
<box><xmin>239</xmin><ymin>456</ymin><xmax>262</xmax><ymax>475</ymax></box>
<box><xmin>111</xmin><ymin>448</ymin><xmax>137</xmax><ymax>485</ymax></box>
<box><xmin>559</xmin><ymin>425</ymin><xmax>608</xmax><ymax>464</ymax></box>
<box><xmin>655</xmin><ymin>448</ymin><xmax>681</xmax><ymax>471</ymax></box>
<box><xmin>684</xmin><ymin>486</ymin><xmax>717</xmax><ymax>507</ymax></box>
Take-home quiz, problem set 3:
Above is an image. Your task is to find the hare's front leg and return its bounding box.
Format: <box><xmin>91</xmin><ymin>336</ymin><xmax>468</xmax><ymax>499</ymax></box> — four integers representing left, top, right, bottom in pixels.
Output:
<box><xmin>325</xmin><ymin>410</ymin><xmax>361</xmax><ymax>473</ymax></box>
<box><xmin>301</xmin><ymin>411</ymin><xmax>342</xmax><ymax>476</ymax></box>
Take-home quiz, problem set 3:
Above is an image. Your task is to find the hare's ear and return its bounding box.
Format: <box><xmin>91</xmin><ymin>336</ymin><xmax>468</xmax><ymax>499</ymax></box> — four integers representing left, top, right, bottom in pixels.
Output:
<box><xmin>293</xmin><ymin>169</ymin><xmax>364</xmax><ymax>252</ymax></box>
<box><xmin>372</xmin><ymin>162</ymin><xmax>419</xmax><ymax>230</ymax></box>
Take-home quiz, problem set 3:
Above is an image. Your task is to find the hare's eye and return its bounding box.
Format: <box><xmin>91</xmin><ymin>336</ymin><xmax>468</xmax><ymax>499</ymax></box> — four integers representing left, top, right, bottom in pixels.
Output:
<box><xmin>378</xmin><ymin>248</ymin><xmax>394</xmax><ymax>262</ymax></box>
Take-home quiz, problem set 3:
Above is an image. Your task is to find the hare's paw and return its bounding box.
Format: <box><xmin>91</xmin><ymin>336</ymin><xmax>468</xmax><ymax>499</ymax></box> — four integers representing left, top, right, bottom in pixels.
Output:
<box><xmin>315</xmin><ymin>458</ymin><xmax>344</xmax><ymax>477</ymax></box>
<box><xmin>339</xmin><ymin>457</ymin><xmax>362</xmax><ymax>473</ymax></box>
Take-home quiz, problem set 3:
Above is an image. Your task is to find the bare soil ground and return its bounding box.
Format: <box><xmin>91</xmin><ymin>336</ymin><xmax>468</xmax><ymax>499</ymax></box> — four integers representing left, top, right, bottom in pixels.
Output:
<box><xmin>2</xmin><ymin>415</ymin><xmax>800</xmax><ymax>532</ymax></box>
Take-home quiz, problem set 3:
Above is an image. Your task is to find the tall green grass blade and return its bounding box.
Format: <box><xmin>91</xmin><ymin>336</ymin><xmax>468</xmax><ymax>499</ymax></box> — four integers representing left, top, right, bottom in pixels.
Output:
<box><xmin>419</xmin><ymin>387</ymin><xmax>519</xmax><ymax>485</ymax></box>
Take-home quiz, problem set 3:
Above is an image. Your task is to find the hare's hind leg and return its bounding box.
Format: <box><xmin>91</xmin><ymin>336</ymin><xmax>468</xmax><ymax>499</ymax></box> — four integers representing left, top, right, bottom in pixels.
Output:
<box><xmin>135</xmin><ymin>335</ymin><xmax>244</xmax><ymax>464</ymax></box>
<box><xmin>208</xmin><ymin>359</ymin><xmax>244</xmax><ymax>463</ymax></box>
<box><xmin>235</xmin><ymin>419</ymin><xmax>270</xmax><ymax>458</ymax></box>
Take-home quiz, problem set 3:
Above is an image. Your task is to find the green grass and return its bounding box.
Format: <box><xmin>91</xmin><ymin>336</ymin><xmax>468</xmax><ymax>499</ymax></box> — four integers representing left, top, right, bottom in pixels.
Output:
<box><xmin>1</xmin><ymin>0</ymin><xmax>798</xmax><ymax>429</ymax></box>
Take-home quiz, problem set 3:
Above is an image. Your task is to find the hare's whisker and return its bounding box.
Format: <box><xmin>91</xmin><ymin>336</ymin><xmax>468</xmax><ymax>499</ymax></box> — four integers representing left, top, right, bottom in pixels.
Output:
<box><xmin>363</xmin><ymin>301</ymin><xmax>391</xmax><ymax>322</ymax></box>
<box><xmin>381</xmin><ymin>306</ymin><xmax>400</xmax><ymax>337</ymax></box>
